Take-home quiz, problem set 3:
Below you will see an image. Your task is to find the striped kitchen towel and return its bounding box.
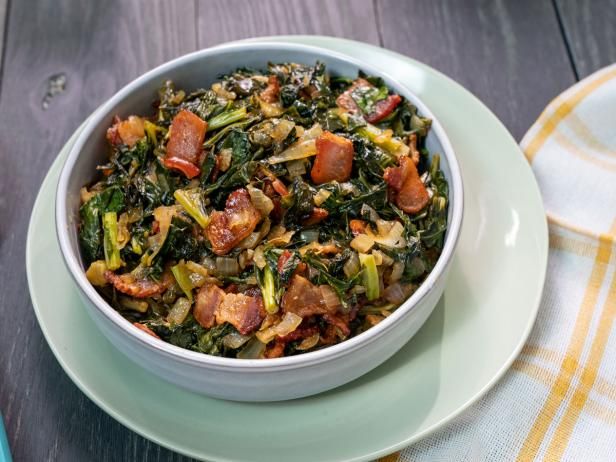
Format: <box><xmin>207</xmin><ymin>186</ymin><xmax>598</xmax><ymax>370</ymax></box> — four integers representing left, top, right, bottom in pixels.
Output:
<box><xmin>379</xmin><ymin>64</ymin><xmax>616</xmax><ymax>461</ymax></box>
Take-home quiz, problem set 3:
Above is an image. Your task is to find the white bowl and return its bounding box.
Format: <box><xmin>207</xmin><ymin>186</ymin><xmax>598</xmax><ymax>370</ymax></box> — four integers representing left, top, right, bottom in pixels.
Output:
<box><xmin>55</xmin><ymin>42</ymin><xmax>463</xmax><ymax>401</ymax></box>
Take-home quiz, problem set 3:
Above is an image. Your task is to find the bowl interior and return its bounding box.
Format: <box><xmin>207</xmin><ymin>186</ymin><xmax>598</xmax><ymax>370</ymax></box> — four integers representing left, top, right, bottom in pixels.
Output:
<box><xmin>57</xmin><ymin>42</ymin><xmax>462</xmax><ymax>366</ymax></box>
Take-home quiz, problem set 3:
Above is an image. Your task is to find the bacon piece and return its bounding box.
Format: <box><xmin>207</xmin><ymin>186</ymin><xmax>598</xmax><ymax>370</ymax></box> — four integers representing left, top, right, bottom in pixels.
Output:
<box><xmin>270</xmin><ymin>197</ymin><xmax>283</xmax><ymax>222</ymax></box>
<box><xmin>271</xmin><ymin>178</ymin><xmax>289</xmax><ymax>196</ymax></box>
<box><xmin>282</xmin><ymin>275</ymin><xmax>327</xmax><ymax>318</ymax></box>
<box><xmin>194</xmin><ymin>284</ymin><xmax>265</xmax><ymax>334</ymax></box>
<box><xmin>276</xmin><ymin>250</ymin><xmax>306</xmax><ymax>280</ymax></box>
<box><xmin>260</xmin><ymin>75</ymin><xmax>280</xmax><ymax>103</ymax></box>
<box><xmin>336</xmin><ymin>78</ymin><xmax>371</xmax><ymax>113</ymax></box>
<box><xmin>323</xmin><ymin>313</ymin><xmax>351</xmax><ymax>337</ymax></box>
<box><xmin>364</xmin><ymin>94</ymin><xmax>402</xmax><ymax>124</ymax></box>
<box><xmin>349</xmin><ymin>219</ymin><xmax>367</xmax><ymax>236</ymax></box>
<box><xmin>281</xmin><ymin>275</ymin><xmax>343</xmax><ymax>319</ymax></box>
<box><xmin>320</xmin><ymin>324</ymin><xmax>340</xmax><ymax>345</ymax></box>
<box><xmin>106</xmin><ymin>116</ymin><xmax>122</xmax><ymax>145</ymax></box>
<box><xmin>262</xmin><ymin>172</ymin><xmax>289</xmax><ymax>197</ymax></box>
<box><xmin>106</xmin><ymin>115</ymin><xmax>145</xmax><ymax>147</ymax></box>
<box><xmin>337</xmin><ymin>78</ymin><xmax>401</xmax><ymax>123</ymax></box>
<box><xmin>264</xmin><ymin>340</ymin><xmax>286</xmax><ymax>358</ymax></box>
<box><xmin>163</xmin><ymin>109</ymin><xmax>207</xmax><ymax>179</ymax></box>
<box><xmin>216</xmin><ymin>293</ymin><xmax>265</xmax><ymax>335</ymax></box>
<box><xmin>277</xmin><ymin>325</ymin><xmax>319</xmax><ymax>344</ymax></box>
<box><xmin>408</xmin><ymin>133</ymin><xmax>420</xmax><ymax>165</ymax></box>
<box><xmin>302</xmin><ymin>207</ymin><xmax>329</xmax><ymax>226</ymax></box>
<box><xmin>194</xmin><ymin>284</ymin><xmax>225</xmax><ymax>329</ymax></box>
<box><xmin>205</xmin><ymin>188</ymin><xmax>262</xmax><ymax>255</ymax></box>
<box><xmin>383</xmin><ymin>156</ymin><xmax>430</xmax><ymax>214</ymax></box>
<box><xmin>104</xmin><ymin>270</ymin><xmax>172</xmax><ymax>298</ymax></box>
<box><xmin>311</xmin><ymin>131</ymin><xmax>354</xmax><ymax>184</ymax></box>
<box><xmin>277</xmin><ymin>250</ymin><xmax>293</xmax><ymax>274</ymax></box>
<box><xmin>133</xmin><ymin>322</ymin><xmax>160</xmax><ymax>339</ymax></box>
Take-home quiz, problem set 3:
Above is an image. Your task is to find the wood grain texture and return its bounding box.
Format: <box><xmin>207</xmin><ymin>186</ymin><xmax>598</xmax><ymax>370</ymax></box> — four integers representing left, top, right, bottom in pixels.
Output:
<box><xmin>0</xmin><ymin>1</ymin><xmax>197</xmax><ymax>461</ymax></box>
<box><xmin>376</xmin><ymin>0</ymin><xmax>576</xmax><ymax>141</ymax></box>
<box><xmin>195</xmin><ymin>0</ymin><xmax>380</xmax><ymax>47</ymax></box>
<box><xmin>556</xmin><ymin>0</ymin><xmax>616</xmax><ymax>78</ymax></box>
<box><xmin>0</xmin><ymin>0</ymin><xmax>6</xmax><ymax>73</ymax></box>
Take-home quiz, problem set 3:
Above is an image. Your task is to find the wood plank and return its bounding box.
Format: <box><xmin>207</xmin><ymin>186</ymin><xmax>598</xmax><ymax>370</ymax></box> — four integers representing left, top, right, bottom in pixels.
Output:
<box><xmin>0</xmin><ymin>0</ymin><xmax>6</xmax><ymax>75</ymax></box>
<box><xmin>556</xmin><ymin>0</ymin><xmax>616</xmax><ymax>78</ymax></box>
<box><xmin>196</xmin><ymin>0</ymin><xmax>380</xmax><ymax>48</ymax></box>
<box><xmin>0</xmin><ymin>1</ymin><xmax>197</xmax><ymax>461</ymax></box>
<box><xmin>376</xmin><ymin>0</ymin><xmax>576</xmax><ymax>141</ymax></box>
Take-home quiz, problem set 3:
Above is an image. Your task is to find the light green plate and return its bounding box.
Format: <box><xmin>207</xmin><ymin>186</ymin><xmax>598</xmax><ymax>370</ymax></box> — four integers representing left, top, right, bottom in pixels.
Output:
<box><xmin>26</xmin><ymin>37</ymin><xmax>547</xmax><ymax>462</ymax></box>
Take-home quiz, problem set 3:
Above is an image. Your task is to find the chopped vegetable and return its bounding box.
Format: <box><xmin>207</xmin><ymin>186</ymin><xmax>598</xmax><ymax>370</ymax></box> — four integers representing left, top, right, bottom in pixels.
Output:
<box><xmin>359</xmin><ymin>253</ymin><xmax>379</xmax><ymax>301</ymax></box>
<box><xmin>247</xmin><ymin>185</ymin><xmax>274</xmax><ymax>216</ymax></box>
<box><xmin>102</xmin><ymin>211</ymin><xmax>122</xmax><ymax>270</ymax></box>
<box><xmin>174</xmin><ymin>189</ymin><xmax>209</xmax><ymax>228</ymax></box>
<box><xmin>207</xmin><ymin>106</ymin><xmax>247</xmax><ymax>131</ymax></box>
<box><xmin>86</xmin><ymin>260</ymin><xmax>108</xmax><ymax>286</ymax></box>
<box><xmin>350</xmin><ymin>233</ymin><xmax>374</xmax><ymax>253</ymax></box>
<box><xmin>171</xmin><ymin>262</ymin><xmax>194</xmax><ymax>302</ymax></box>
<box><xmin>256</xmin><ymin>312</ymin><xmax>302</xmax><ymax>343</ymax></box>
<box><xmin>259</xmin><ymin>264</ymin><xmax>278</xmax><ymax>314</ymax></box>
<box><xmin>167</xmin><ymin>297</ymin><xmax>192</xmax><ymax>324</ymax></box>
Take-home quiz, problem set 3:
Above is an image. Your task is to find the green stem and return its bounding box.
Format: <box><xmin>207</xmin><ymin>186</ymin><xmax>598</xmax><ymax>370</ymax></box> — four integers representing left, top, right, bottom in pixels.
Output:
<box><xmin>207</xmin><ymin>107</ymin><xmax>247</xmax><ymax>131</ymax></box>
<box><xmin>359</xmin><ymin>253</ymin><xmax>379</xmax><ymax>301</ymax></box>
<box><xmin>103</xmin><ymin>211</ymin><xmax>122</xmax><ymax>270</ymax></box>
<box><xmin>171</xmin><ymin>263</ymin><xmax>194</xmax><ymax>302</ymax></box>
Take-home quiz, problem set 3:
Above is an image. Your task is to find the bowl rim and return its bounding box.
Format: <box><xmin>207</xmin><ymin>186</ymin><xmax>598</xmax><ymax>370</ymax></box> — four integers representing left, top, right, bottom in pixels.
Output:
<box><xmin>55</xmin><ymin>41</ymin><xmax>463</xmax><ymax>371</ymax></box>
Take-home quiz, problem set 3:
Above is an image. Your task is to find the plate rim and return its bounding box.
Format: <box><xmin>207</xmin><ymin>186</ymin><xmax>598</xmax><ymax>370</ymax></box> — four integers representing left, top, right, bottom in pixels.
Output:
<box><xmin>26</xmin><ymin>35</ymin><xmax>548</xmax><ymax>461</ymax></box>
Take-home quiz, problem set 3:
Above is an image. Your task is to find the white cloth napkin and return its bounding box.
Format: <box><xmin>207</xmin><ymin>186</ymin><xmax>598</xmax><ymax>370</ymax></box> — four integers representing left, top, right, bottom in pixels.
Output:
<box><xmin>381</xmin><ymin>64</ymin><xmax>616</xmax><ymax>462</ymax></box>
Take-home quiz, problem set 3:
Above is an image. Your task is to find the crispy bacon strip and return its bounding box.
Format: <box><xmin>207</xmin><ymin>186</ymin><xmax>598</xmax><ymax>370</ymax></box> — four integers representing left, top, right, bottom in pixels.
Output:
<box><xmin>106</xmin><ymin>115</ymin><xmax>145</xmax><ymax>147</ymax></box>
<box><xmin>194</xmin><ymin>284</ymin><xmax>225</xmax><ymax>329</ymax></box>
<box><xmin>349</xmin><ymin>219</ymin><xmax>367</xmax><ymax>236</ymax></box>
<box><xmin>336</xmin><ymin>78</ymin><xmax>371</xmax><ymax>113</ymax></box>
<box><xmin>277</xmin><ymin>250</ymin><xmax>293</xmax><ymax>274</ymax></box>
<box><xmin>281</xmin><ymin>275</ymin><xmax>343</xmax><ymax>320</ymax></box>
<box><xmin>260</xmin><ymin>75</ymin><xmax>280</xmax><ymax>103</ymax></box>
<box><xmin>282</xmin><ymin>275</ymin><xmax>328</xmax><ymax>318</ymax></box>
<box><xmin>205</xmin><ymin>188</ymin><xmax>262</xmax><ymax>255</ymax></box>
<box><xmin>194</xmin><ymin>284</ymin><xmax>265</xmax><ymax>334</ymax></box>
<box><xmin>264</xmin><ymin>340</ymin><xmax>286</xmax><ymax>358</ymax></box>
<box><xmin>383</xmin><ymin>156</ymin><xmax>430</xmax><ymax>214</ymax></box>
<box><xmin>216</xmin><ymin>293</ymin><xmax>265</xmax><ymax>335</ymax></box>
<box><xmin>408</xmin><ymin>133</ymin><xmax>420</xmax><ymax>165</ymax></box>
<box><xmin>364</xmin><ymin>94</ymin><xmax>401</xmax><ymax>124</ymax></box>
<box><xmin>163</xmin><ymin>109</ymin><xmax>207</xmax><ymax>179</ymax></box>
<box><xmin>336</xmin><ymin>78</ymin><xmax>402</xmax><ymax>123</ymax></box>
<box><xmin>302</xmin><ymin>207</ymin><xmax>329</xmax><ymax>226</ymax></box>
<box><xmin>311</xmin><ymin>131</ymin><xmax>354</xmax><ymax>184</ymax></box>
<box><xmin>323</xmin><ymin>313</ymin><xmax>351</xmax><ymax>337</ymax></box>
<box><xmin>104</xmin><ymin>270</ymin><xmax>172</xmax><ymax>298</ymax></box>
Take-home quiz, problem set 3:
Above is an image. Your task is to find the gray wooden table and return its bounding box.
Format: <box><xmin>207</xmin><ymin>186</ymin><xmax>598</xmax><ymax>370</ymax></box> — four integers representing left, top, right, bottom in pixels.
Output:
<box><xmin>0</xmin><ymin>1</ymin><xmax>614</xmax><ymax>460</ymax></box>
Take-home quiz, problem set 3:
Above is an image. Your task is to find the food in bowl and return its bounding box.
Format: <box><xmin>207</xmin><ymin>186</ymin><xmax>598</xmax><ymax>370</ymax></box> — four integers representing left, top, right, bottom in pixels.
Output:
<box><xmin>78</xmin><ymin>61</ymin><xmax>449</xmax><ymax>360</ymax></box>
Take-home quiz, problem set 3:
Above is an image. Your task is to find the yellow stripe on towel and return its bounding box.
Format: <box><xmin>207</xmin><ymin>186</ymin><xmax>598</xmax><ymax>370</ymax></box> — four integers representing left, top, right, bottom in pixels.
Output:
<box><xmin>377</xmin><ymin>452</ymin><xmax>401</xmax><ymax>462</ymax></box>
<box><xmin>552</xmin><ymin>129</ymin><xmax>616</xmax><ymax>172</ymax></box>
<box><xmin>512</xmin><ymin>360</ymin><xmax>616</xmax><ymax>426</ymax></box>
<box><xmin>544</xmin><ymin>271</ymin><xmax>616</xmax><ymax>458</ymax></box>
<box><xmin>565</xmin><ymin>112</ymin><xmax>616</xmax><ymax>157</ymax></box>
<box><xmin>515</xmin><ymin>235</ymin><xmax>613</xmax><ymax>461</ymax></box>
<box><xmin>524</xmin><ymin>67</ymin><xmax>616</xmax><ymax>163</ymax></box>
<box><xmin>543</xmin><ymin>221</ymin><xmax>616</xmax><ymax>459</ymax></box>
